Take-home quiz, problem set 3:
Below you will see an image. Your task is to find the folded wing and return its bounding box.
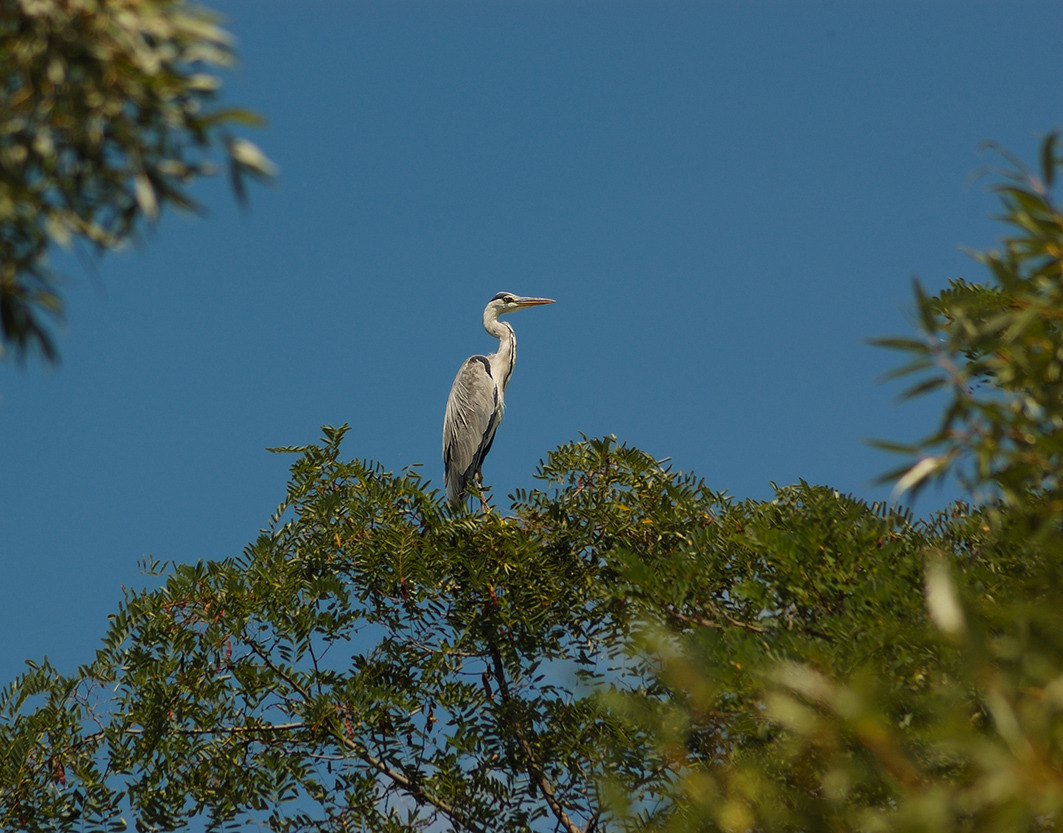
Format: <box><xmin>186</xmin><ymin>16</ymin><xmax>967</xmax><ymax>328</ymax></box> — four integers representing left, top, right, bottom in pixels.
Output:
<box><xmin>443</xmin><ymin>355</ymin><xmax>501</xmax><ymax>507</ymax></box>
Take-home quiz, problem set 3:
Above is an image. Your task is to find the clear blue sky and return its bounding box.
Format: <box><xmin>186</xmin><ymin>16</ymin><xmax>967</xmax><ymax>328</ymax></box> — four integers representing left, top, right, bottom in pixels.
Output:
<box><xmin>1</xmin><ymin>2</ymin><xmax>1061</xmax><ymax>685</ymax></box>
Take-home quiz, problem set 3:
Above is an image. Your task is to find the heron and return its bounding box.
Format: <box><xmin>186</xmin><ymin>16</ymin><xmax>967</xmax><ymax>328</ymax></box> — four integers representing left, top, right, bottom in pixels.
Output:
<box><xmin>443</xmin><ymin>292</ymin><xmax>555</xmax><ymax>510</ymax></box>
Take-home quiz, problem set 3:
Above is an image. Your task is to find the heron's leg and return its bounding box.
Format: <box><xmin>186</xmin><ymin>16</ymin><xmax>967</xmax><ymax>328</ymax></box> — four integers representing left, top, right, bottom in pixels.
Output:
<box><xmin>476</xmin><ymin>471</ymin><xmax>490</xmax><ymax>515</ymax></box>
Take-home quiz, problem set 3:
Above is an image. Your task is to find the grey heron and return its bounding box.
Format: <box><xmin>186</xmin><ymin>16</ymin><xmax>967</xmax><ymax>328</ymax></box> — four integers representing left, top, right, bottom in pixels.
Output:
<box><xmin>443</xmin><ymin>292</ymin><xmax>555</xmax><ymax>510</ymax></box>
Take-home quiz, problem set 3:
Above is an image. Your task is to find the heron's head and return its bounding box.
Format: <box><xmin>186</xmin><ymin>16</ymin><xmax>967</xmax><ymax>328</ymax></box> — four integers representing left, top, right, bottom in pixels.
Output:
<box><xmin>486</xmin><ymin>292</ymin><xmax>556</xmax><ymax>319</ymax></box>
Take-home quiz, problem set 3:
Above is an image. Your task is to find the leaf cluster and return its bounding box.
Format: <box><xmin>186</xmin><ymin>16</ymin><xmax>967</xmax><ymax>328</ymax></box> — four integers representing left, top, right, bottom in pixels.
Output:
<box><xmin>621</xmin><ymin>133</ymin><xmax>1063</xmax><ymax>833</ymax></box>
<box><xmin>0</xmin><ymin>430</ymin><xmax>677</xmax><ymax>831</ymax></box>
<box><xmin>875</xmin><ymin>133</ymin><xmax>1063</xmax><ymax>529</ymax></box>
<box><xmin>0</xmin><ymin>0</ymin><xmax>272</xmax><ymax>362</ymax></box>
<box><xmin>0</xmin><ymin>428</ymin><xmax>1016</xmax><ymax>833</ymax></box>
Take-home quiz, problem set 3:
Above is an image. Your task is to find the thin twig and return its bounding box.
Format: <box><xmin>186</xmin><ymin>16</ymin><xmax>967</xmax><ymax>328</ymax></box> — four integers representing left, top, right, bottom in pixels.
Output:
<box><xmin>666</xmin><ymin>605</ymin><xmax>768</xmax><ymax>634</ymax></box>
<box><xmin>332</xmin><ymin>729</ymin><xmax>486</xmax><ymax>833</ymax></box>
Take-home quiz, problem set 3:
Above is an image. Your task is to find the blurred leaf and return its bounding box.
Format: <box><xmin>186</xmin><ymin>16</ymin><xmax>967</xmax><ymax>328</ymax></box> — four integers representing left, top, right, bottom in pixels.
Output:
<box><xmin>0</xmin><ymin>0</ymin><xmax>273</xmax><ymax>364</ymax></box>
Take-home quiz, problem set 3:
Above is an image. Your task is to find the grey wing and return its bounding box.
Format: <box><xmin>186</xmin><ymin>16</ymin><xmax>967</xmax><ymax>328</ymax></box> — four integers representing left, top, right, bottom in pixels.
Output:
<box><xmin>443</xmin><ymin>356</ymin><xmax>500</xmax><ymax>507</ymax></box>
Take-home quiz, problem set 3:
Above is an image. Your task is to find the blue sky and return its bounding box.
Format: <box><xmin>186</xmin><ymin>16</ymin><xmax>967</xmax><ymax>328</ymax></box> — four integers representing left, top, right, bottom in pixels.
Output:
<box><xmin>1</xmin><ymin>2</ymin><xmax>1061</xmax><ymax>686</ymax></box>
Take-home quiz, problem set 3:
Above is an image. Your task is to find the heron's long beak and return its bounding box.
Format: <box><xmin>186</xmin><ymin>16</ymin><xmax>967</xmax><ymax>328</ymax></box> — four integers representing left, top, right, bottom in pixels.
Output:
<box><xmin>514</xmin><ymin>296</ymin><xmax>555</xmax><ymax>308</ymax></box>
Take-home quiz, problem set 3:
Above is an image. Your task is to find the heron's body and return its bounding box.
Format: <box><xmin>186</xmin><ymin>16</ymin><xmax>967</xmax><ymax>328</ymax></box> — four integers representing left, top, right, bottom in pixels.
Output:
<box><xmin>443</xmin><ymin>293</ymin><xmax>554</xmax><ymax>509</ymax></box>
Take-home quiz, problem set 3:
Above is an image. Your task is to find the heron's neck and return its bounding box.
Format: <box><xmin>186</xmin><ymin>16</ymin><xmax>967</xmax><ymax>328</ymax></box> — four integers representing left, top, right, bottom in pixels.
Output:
<box><xmin>484</xmin><ymin>314</ymin><xmax>516</xmax><ymax>395</ymax></box>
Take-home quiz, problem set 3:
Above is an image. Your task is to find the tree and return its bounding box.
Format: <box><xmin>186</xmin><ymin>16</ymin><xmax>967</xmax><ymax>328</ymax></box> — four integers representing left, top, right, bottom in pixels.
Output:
<box><xmin>604</xmin><ymin>132</ymin><xmax>1063</xmax><ymax>833</ymax></box>
<box><xmin>0</xmin><ymin>432</ymin><xmax>974</xmax><ymax>832</ymax></box>
<box><xmin>0</xmin><ymin>0</ymin><xmax>272</xmax><ymax>363</ymax></box>
<box><xmin>2</xmin><ymin>135</ymin><xmax>1062</xmax><ymax>832</ymax></box>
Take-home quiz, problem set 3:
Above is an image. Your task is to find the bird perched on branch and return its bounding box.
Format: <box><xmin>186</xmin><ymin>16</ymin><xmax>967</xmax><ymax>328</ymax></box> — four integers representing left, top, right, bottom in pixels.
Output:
<box><xmin>443</xmin><ymin>292</ymin><xmax>555</xmax><ymax>510</ymax></box>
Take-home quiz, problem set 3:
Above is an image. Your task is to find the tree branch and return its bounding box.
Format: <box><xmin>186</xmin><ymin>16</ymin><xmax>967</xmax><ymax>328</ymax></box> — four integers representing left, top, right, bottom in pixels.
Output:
<box><xmin>245</xmin><ymin>642</ymin><xmax>485</xmax><ymax>831</ymax></box>
<box><xmin>484</xmin><ymin>628</ymin><xmax>584</xmax><ymax>833</ymax></box>
<box><xmin>332</xmin><ymin>728</ymin><xmax>486</xmax><ymax>833</ymax></box>
<box><xmin>665</xmin><ymin>604</ymin><xmax>768</xmax><ymax>634</ymax></box>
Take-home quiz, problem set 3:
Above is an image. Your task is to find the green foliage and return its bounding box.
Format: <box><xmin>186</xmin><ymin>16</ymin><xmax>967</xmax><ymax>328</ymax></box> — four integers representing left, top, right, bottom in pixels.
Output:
<box><xmin>0</xmin><ymin>0</ymin><xmax>273</xmax><ymax>362</ymax></box>
<box><xmin>0</xmin><ymin>431</ymin><xmax>671</xmax><ymax>831</ymax></box>
<box><xmin>0</xmin><ymin>431</ymin><xmax>1015</xmax><ymax>832</ymax></box>
<box><xmin>875</xmin><ymin>132</ymin><xmax>1063</xmax><ymax>526</ymax></box>
<box><xmin>617</xmin><ymin>133</ymin><xmax>1063</xmax><ymax>833</ymax></box>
